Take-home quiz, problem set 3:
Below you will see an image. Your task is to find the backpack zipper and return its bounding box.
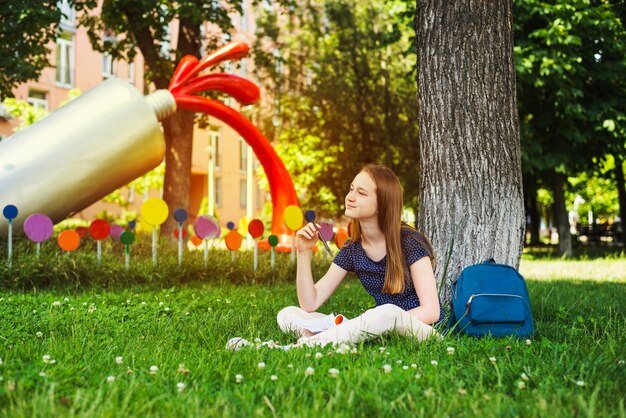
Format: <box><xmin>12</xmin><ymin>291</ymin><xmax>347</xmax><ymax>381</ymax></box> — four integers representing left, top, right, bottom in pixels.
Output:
<box><xmin>465</xmin><ymin>293</ymin><xmax>524</xmax><ymax>316</ymax></box>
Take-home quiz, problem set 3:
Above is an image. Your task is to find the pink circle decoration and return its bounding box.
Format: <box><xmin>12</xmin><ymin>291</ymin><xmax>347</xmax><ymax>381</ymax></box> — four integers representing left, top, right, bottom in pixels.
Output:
<box><xmin>109</xmin><ymin>224</ymin><xmax>124</xmax><ymax>241</ymax></box>
<box><xmin>319</xmin><ymin>222</ymin><xmax>334</xmax><ymax>242</ymax></box>
<box><xmin>23</xmin><ymin>214</ymin><xmax>54</xmax><ymax>243</ymax></box>
<box><xmin>194</xmin><ymin>215</ymin><xmax>220</xmax><ymax>239</ymax></box>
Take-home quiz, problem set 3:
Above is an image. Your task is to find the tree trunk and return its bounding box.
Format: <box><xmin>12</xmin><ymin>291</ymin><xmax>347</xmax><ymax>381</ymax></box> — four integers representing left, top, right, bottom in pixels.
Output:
<box><xmin>161</xmin><ymin>110</ymin><xmax>195</xmax><ymax>237</ymax></box>
<box><xmin>614</xmin><ymin>155</ymin><xmax>626</xmax><ymax>245</ymax></box>
<box><xmin>550</xmin><ymin>172</ymin><xmax>572</xmax><ymax>257</ymax></box>
<box><xmin>415</xmin><ymin>0</ymin><xmax>525</xmax><ymax>303</ymax></box>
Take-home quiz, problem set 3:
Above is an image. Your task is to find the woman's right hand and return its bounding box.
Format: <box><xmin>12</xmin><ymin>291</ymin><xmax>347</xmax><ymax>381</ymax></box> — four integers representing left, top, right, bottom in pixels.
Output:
<box><xmin>296</xmin><ymin>222</ymin><xmax>320</xmax><ymax>253</ymax></box>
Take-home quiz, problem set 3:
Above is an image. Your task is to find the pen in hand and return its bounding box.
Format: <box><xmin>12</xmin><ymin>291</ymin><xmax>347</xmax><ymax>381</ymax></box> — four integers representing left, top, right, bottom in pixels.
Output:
<box><xmin>304</xmin><ymin>210</ymin><xmax>333</xmax><ymax>257</ymax></box>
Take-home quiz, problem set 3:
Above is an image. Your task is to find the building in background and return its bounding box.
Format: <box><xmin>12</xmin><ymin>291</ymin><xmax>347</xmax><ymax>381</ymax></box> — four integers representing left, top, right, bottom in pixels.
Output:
<box><xmin>0</xmin><ymin>0</ymin><xmax>269</xmax><ymax>229</ymax></box>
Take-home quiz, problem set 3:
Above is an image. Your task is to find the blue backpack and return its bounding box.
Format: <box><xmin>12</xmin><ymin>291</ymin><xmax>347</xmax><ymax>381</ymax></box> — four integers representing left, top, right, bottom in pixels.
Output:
<box><xmin>448</xmin><ymin>259</ymin><xmax>534</xmax><ymax>338</ymax></box>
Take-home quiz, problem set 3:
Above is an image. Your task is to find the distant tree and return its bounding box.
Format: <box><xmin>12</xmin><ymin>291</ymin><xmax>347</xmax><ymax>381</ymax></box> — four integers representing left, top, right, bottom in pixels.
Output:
<box><xmin>254</xmin><ymin>0</ymin><xmax>420</xmax><ymax>217</ymax></box>
<box><xmin>514</xmin><ymin>0</ymin><xmax>626</xmax><ymax>255</ymax></box>
<box><xmin>415</xmin><ymin>1</ymin><xmax>525</xmax><ymax>299</ymax></box>
<box><xmin>75</xmin><ymin>0</ymin><xmax>243</xmax><ymax>235</ymax></box>
<box><xmin>0</xmin><ymin>1</ymin><xmax>63</xmax><ymax>99</ymax></box>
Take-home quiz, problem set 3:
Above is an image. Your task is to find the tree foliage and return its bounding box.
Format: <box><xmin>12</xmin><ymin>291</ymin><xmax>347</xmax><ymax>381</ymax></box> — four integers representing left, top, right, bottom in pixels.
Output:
<box><xmin>254</xmin><ymin>0</ymin><xmax>420</xmax><ymax>216</ymax></box>
<box><xmin>0</xmin><ymin>1</ymin><xmax>63</xmax><ymax>99</ymax></box>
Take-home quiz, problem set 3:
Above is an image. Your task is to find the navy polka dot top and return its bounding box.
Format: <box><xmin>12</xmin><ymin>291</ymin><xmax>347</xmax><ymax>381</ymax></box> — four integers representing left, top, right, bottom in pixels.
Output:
<box><xmin>333</xmin><ymin>228</ymin><xmax>444</xmax><ymax>322</ymax></box>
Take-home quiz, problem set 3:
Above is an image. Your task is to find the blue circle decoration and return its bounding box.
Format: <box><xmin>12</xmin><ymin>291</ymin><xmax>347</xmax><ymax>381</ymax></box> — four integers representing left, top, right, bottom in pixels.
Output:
<box><xmin>227</xmin><ymin>221</ymin><xmax>235</xmax><ymax>230</ymax></box>
<box><xmin>174</xmin><ymin>208</ymin><xmax>188</xmax><ymax>223</ymax></box>
<box><xmin>128</xmin><ymin>220</ymin><xmax>137</xmax><ymax>230</ymax></box>
<box><xmin>3</xmin><ymin>205</ymin><xmax>18</xmax><ymax>220</ymax></box>
<box><xmin>304</xmin><ymin>210</ymin><xmax>316</xmax><ymax>223</ymax></box>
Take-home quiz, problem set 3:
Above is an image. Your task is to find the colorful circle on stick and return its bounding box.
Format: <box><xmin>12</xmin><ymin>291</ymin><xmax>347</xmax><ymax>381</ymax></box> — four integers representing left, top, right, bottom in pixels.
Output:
<box><xmin>174</xmin><ymin>208</ymin><xmax>188</xmax><ymax>223</ymax></box>
<box><xmin>226</xmin><ymin>221</ymin><xmax>235</xmax><ymax>231</ymax></box>
<box><xmin>2</xmin><ymin>205</ymin><xmax>18</xmax><ymax>220</ymax></box>
<box><xmin>128</xmin><ymin>220</ymin><xmax>137</xmax><ymax>230</ymax></box>
<box><xmin>194</xmin><ymin>216</ymin><xmax>220</xmax><ymax>239</ymax></box>
<box><xmin>76</xmin><ymin>226</ymin><xmax>88</xmax><ymax>238</ymax></box>
<box><xmin>284</xmin><ymin>205</ymin><xmax>303</xmax><ymax>231</ymax></box>
<box><xmin>120</xmin><ymin>231</ymin><xmax>135</xmax><ymax>246</ymax></box>
<box><xmin>225</xmin><ymin>230</ymin><xmax>242</xmax><ymax>250</ymax></box>
<box><xmin>191</xmin><ymin>235</ymin><xmax>203</xmax><ymax>247</ymax></box>
<box><xmin>248</xmin><ymin>219</ymin><xmax>264</xmax><ymax>239</ymax></box>
<box><xmin>319</xmin><ymin>222</ymin><xmax>334</xmax><ymax>242</ymax></box>
<box><xmin>304</xmin><ymin>210</ymin><xmax>316</xmax><ymax>223</ymax></box>
<box><xmin>173</xmin><ymin>227</ymin><xmax>188</xmax><ymax>240</ymax></box>
<box><xmin>335</xmin><ymin>226</ymin><xmax>349</xmax><ymax>248</ymax></box>
<box><xmin>89</xmin><ymin>219</ymin><xmax>111</xmax><ymax>241</ymax></box>
<box><xmin>109</xmin><ymin>224</ymin><xmax>124</xmax><ymax>241</ymax></box>
<box><xmin>268</xmin><ymin>235</ymin><xmax>279</xmax><ymax>247</ymax></box>
<box><xmin>23</xmin><ymin>214</ymin><xmax>54</xmax><ymax>243</ymax></box>
<box><xmin>58</xmin><ymin>230</ymin><xmax>80</xmax><ymax>252</ymax></box>
<box><xmin>141</xmin><ymin>198</ymin><xmax>169</xmax><ymax>226</ymax></box>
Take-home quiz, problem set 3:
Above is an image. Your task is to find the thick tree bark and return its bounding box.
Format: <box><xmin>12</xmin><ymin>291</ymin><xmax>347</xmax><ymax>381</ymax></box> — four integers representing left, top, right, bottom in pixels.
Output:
<box><xmin>550</xmin><ymin>172</ymin><xmax>572</xmax><ymax>257</ymax></box>
<box><xmin>614</xmin><ymin>155</ymin><xmax>626</xmax><ymax>245</ymax></box>
<box><xmin>415</xmin><ymin>0</ymin><xmax>525</xmax><ymax>302</ymax></box>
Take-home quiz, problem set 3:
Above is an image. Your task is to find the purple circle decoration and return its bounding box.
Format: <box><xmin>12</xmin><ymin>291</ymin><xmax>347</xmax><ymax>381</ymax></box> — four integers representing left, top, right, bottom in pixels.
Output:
<box><xmin>23</xmin><ymin>214</ymin><xmax>54</xmax><ymax>243</ymax></box>
<box><xmin>194</xmin><ymin>216</ymin><xmax>220</xmax><ymax>239</ymax></box>
<box><xmin>109</xmin><ymin>224</ymin><xmax>124</xmax><ymax>241</ymax></box>
<box><xmin>319</xmin><ymin>222</ymin><xmax>334</xmax><ymax>242</ymax></box>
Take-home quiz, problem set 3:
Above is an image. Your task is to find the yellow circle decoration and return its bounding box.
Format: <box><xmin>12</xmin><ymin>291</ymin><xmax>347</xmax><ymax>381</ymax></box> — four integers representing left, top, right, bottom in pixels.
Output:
<box><xmin>283</xmin><ymin>205</ymin><xmax>303</xmax><ymax>231</ymax></box>
<box><xmin>141</xmin><ymin>198</ymin><xmax>169</xmax><ymax>226</ymax></box>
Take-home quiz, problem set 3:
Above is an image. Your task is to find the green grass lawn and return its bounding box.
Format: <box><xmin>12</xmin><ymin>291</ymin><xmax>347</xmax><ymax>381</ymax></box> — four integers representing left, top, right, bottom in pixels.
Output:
<box><xmin>0</xmin><ymin>246</ymin><xmax>624</xmax><ymax>417</ymax></box>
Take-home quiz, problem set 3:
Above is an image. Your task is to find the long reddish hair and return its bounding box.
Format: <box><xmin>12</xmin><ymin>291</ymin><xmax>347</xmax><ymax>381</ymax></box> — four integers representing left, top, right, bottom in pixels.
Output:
<box><xmin>348</xmin><ymin>165</ymin><xmax>436</xmax><ymax>294</ymax></box>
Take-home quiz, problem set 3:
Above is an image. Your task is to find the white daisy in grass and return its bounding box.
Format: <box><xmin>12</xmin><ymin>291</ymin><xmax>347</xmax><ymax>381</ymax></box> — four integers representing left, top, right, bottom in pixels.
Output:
<box><xmin>126</xmin><ymin>300</ymin><xmax>131</xmax><ymax>304</ymax></box>
<box><xmin>149</xmin><ymin>365</ymin><xmax>159</xmax><ymax>374</ymax></box>
<box><xmin>82</xmin><ymin>302</ymin><xmax>87</xmax><ymax>306</ymax></box>
<box><xmin>107</xmin><ymin>376</ymin><xmax>115</xmax><ymax>383</ymax></box>
<box><xmin>70</xmin><ymin>307</ymin><xmax>75</xmax><ymax>311</ymax></box>
<box><xmin>159</xmin><ymin>302</ymin><xmax>164</xmax><ymax>306</ymax></box>
<box><xmin>489</xmin><ymin>357</ymin><xmax>497</xmax><ymax>364</ymax></box>
<box><xmin>576</xmin><ymin>380</ymin><xmax>585</xmax><ymax>387</ymax></box>
<box><xmin>328</xmin><ymin>368</ymin><xmax>339</xmax><ymax>378</ymax></box>
<box><xmin>164</xmin><ymin>307</ymin><xmax>170</xmax><ymax>312</ymax></box>
<box><xmin>177</xmin><ymin>364</ymin><xmax>190</xmax><ymax>374</ymax></box>
<box><xmin>382</xmin><ymin>364</ymin><xmax>392</xmax><ymax>374</ymax></box>
<box><xmin>351</xmin><ymin>347</ymin><xmax>358</xmax><ymax>354</ymax></box>
<box><xmin>49</xmin><ymin>359</ymin><xmax>56</xmax><ymax>364</ymax></box>
<box><xmin>235</xmin><ymin>374</ymin><xmax>243</xmax><ymax>383</ymax></box>
<box><xmin>64</xmin><ymin>298</ymin><xmax>69</xmax><ymax>302</ymax></box>
<box><xmin>141</xmin><ymin>302</ymin><xmax>147</xmax><ymax>305</ymax></box>
<box><xmin>257</xmin><ymin>362</ymin><xmax>266</xmax><ymax>370</ymax></box>
<box><xmin>270</xmin><ymin>375</ymin><xmax>278</xmax><ymax>381</ymax></box>
<box><xmin>403</xmin><ymin>366</ymin><xmax>409</xmax><ymax>370</ymax></box>
<box><xmin>287</xmin><ymin>364</ymin><xmax>294</xmax><ymax>369</ymax></box>
<box><xmin>116</xmin><ymin>356</ymin><xmax>123</xmax><ymax>364</ymax></box>
<box><xmin>447</xmin><ymin>347</ymin><xmax>455</xmax><ymax>356</ymax></box>
<box><xmin>396</xmin><ymin>360</ymin><xmax>402</xmax><ymax>364</ymax></box>
<box><xmin>379</xmin><ymin>347</ymin><xmax>386</xmax><ymax>353</ymax></box>
<box><xmin>525</xmin><ymin>339</ymin><xmax>532</xmax><ymax>345</ymax></box>
<box><xmin>315</xmin><ymin>352</ymin><xmax>323</xmax><ymax>360</ymax></box>
<box><xmin>430</xmin><ymin>360</ymin><xmax>438</xmax><ymax>366</ymax></box>
<box><xmin>517</xmin><ymin>380</ymin><xmax>526</xmax><ymax>390</ymax></box>
<box><xmin>305</xmin><ymin>367</ymin><xmax>314</xmax><ymax>376</ymax></box>
<box><xmin>458</xmin><ymin>388</ymin><xmax>467</xmax><ymax>396</ymax></box>
<box><xmin>42</xmin><ymin>355</ymin><xmax>51</xmax><ymax>363</ymax></box>
<box><xmin>177</xmin><ymin>382</ymin><xmax>186</xmax><ymax>392</ymax></box>
<box><xmin>411</xmin><ymin>363</ymin><xmax>417</xmax><ymax>369</ymax></box>
<box><xmin>36</xmin><ymin>332</ymin><xmax>43</xmax><ymax>337</ymax></box>
<box><xmin>52</xmin><ymin>301</ymin><xmax>61</xmax><ymax>307</ymax></box>
<box><xmin>39</xmin><ymin>371</ymin><xmax>46</xmax><ymax>377</ymax></box>
<box><xmin>521</xmin><ymin>372</ymin><xmax>529</xmax><ymax>381</ymax></box>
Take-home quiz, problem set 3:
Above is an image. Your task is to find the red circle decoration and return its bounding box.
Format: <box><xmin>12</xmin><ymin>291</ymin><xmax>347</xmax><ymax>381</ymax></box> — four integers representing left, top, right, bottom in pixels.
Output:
<box><xmin>248</xmin><ymin>219</ymin><xmax>265</xmax><ymax>239</ymax></box>
<box><xmin>173</xmin><ymin>227</ymin><xmax>188</xmax><ymax>240</ymax></box>
<box><xmin>76</xmin><ymin>226</ymin><xmax>88</xmax><ymax>238</ymax></box>
<box><xmin>89</xmin><ymin>219</ymin><xmax>111</xmax><ymax>241</ymax></box>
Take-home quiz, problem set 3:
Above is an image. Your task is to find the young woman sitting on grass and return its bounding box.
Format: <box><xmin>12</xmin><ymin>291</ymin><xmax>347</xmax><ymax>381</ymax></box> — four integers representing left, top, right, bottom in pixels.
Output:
<box><xmin>227</xmin><ymin>164</ymin><xmax>442</xmax><ymax>350</ymax></box>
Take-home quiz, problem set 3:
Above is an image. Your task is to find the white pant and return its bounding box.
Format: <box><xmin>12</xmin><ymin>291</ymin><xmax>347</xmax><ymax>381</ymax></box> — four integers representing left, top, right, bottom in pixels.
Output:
<box><xmin>276</xmin><ymin>304</ymin><xmax>438</xmax><ymax>348</ymax></box>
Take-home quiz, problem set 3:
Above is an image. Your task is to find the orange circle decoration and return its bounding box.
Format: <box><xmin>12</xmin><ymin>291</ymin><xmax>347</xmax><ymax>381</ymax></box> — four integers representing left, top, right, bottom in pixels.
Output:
<box><xmin>248</xmin><ymin>219</ymin><xmax>265</xmax><ymax>239</ymax></box>
<box><xmin>335</xmin><ymin>226</ymin><xmax>349</xmax><ymax>248</ymax></box>
<box><xmin>225</xmin><ymin>230</ymin><xmax>243</xmax><ymax>251</ymax></box>
<box><xmin>58</xmin><ymin>230</ymin><xmax>80</xmax><ymax>252</ymax></box>
<box><xmin>89</xmin><ymin>219</ymin><xmax>111</xmax><ymax>241</ymax></box>
<box><xmin>191</xmin><ymin>235</ymin><xmax>203</xmax><ymax>247</ymax></box>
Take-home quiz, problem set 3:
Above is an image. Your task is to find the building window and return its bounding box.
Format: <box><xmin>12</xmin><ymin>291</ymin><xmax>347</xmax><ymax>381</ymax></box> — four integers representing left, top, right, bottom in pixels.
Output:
<box><xmin>27</xmin><ymin>90</ymin><xmax>48</xmax><ymax>111</ymax></box>
<box><xmin>239</xmin><ymin>139</ymin><xmax>248</xmax><ymax>172</ymax></box>
<box><xmin>240</xmin><ymin>179</ymin><xmax>247</xmax><ymax>209</ymax></box>
<box><xmin>55</xmin><ymin>31</ymin><xmax>74</xmax><ymax>87</ymax></box>
<box><xmin>214</xmin><ymin>177</ymin><xmax>222</xmax><ymax>207</ymax></box>
<box><xmin>128</xmin><ymin>61</ymin><xmax>135</xmax><ymax>84</ymax></box>
<box><xmin>58</xmin><ymin>0</ymin><xmax>75</xmax><ymax>29</ymax></box>
<box><xmin>102</xmin><ymin>52</ymin><xmax>116</xmax><ymax>78</ymax></box>
<box><xmin>241</xmin><ymin>0</ymin><xmax>248</xmax><ymax>32</ymax></box>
